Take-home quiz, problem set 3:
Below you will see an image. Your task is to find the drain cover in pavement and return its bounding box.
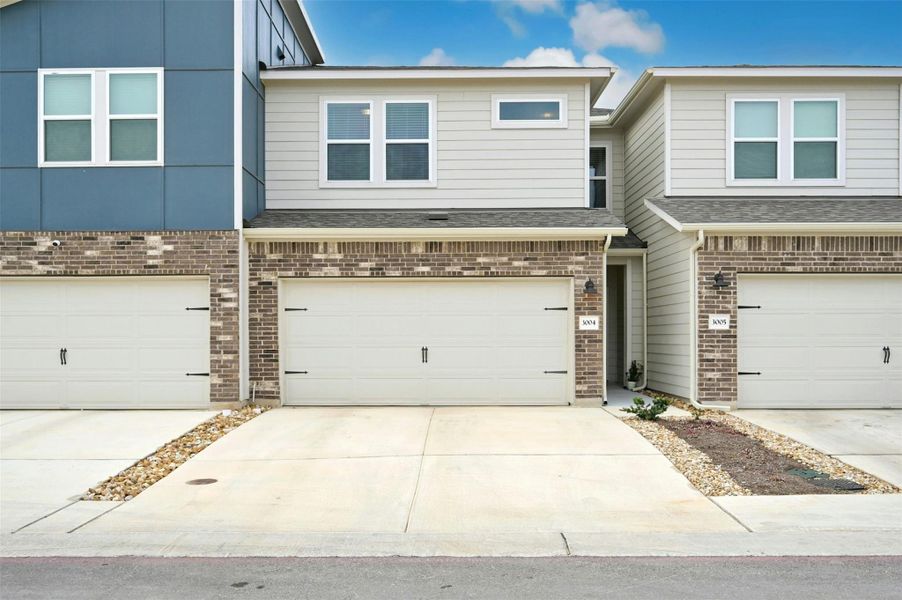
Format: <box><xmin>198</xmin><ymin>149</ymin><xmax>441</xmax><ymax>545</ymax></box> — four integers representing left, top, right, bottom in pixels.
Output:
<box><xmin>186</xmin><ymin>478</ymin><xmax>218</xmax><ymax>485</ymax></box>
<box><xmin>810</xmin><ymin>478</ymin><xmax>866</xmax><ymax>491</ymax></box>
<box><xmin>786</xmin><ymin>468</ymin><xmax>830</xmax><ymax>480</ymax></box>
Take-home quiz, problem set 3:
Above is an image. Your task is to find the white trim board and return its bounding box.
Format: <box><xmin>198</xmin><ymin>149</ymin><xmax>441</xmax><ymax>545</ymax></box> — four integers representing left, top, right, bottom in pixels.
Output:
<box><xmin>245</xmin><ymin>227</ymin><xmax>628</xmax><ymax>242</ymax></box>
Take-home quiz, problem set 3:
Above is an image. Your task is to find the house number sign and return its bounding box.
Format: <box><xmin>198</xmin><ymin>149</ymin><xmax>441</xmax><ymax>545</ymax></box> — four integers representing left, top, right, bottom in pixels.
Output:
<box><xmin>579</xmin><ymin>316</ymin><xmax>600</xmax><ymax>330</ymax></box>
<box><xmin>708</xmin><ymin>314</ymin><xmax>730</xmax><ymax>330</ymax></box>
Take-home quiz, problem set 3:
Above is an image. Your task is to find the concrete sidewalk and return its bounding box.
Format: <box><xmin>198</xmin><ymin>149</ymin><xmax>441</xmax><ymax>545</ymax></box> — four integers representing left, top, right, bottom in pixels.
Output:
<box><xmin>0</xmin><ymin>410</ymin><xmax>215</xmax><ymax>534</ymax></box>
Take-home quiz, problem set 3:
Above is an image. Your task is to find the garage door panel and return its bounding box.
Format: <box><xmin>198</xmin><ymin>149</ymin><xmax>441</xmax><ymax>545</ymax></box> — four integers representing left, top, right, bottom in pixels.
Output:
<box><xmin>0</xmin><ymin>278</ymin><xmax>210</xmax><ymax>409</ymax></box>
<box><xmin>282</xmin><ymin>279</ymin><xmax>570</xmax><ymax>406</ymax></box>
<box><xmin>738</xmin><ymin>274</ymin><xmax>902</xmax><ymax>409</ymax></box>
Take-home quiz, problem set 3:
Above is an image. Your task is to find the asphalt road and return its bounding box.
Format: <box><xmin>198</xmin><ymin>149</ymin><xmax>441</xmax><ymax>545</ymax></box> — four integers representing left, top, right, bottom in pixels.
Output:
<box><xmin>2</xmin><ymin>556</ymin><xmax>901</xmax><ymax>599</ymax></box>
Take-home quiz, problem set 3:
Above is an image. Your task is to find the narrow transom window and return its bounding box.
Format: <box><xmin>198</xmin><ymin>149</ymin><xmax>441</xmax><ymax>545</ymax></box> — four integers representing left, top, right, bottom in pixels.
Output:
<box><xmin>42</xmin><ymin>73</ymin><xmax>94</xmax><ymax>163</ymax></box>
<box><xmin>792</xmin><ymin>100</ymin><xmax>838</xmax><ymax>180</ymax></box>
<box><xmin>108</xmin><ymin>72</ymin><xmax>160</xmax><ymax>162</ymax></box>
<box><xmin>492</xmin><ymin>96</ymin><xmax>567</xmax><ymax>128</ymax></box>
<box><xmin>385</xmin><ymin>101</ymin><xmax>430</xmax><ymax>181</ymax></box>
<box><xmin>325</xmin><ymin>102</ymin><xmax>372</xmax><ymax>181</ymax></box>
<box><xmin>732</xmin><ymin>100</ymin><xmax>779</xmax><ymax>180</ymax></box>
<box><xmin>589</xmin><ymin>145</ymin><xmax>608</xmax><ymax>209</ymax></box>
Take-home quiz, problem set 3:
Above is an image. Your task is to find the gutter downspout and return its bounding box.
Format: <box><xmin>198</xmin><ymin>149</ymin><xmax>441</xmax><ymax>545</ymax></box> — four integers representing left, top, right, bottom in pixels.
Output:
<box><xmin>601</xmin><ymin>234</ymin><xmax>614</xmax><ymax>405</ymax></box>
<box><xmin>689</xmin><ymin>230</ymin><xmax>730</xmax><ymax>411</ymax></box>
<box><xmin>639</xmin><ymin>251</ymin><xmax>648</xmax><ymax>390</ymax></box>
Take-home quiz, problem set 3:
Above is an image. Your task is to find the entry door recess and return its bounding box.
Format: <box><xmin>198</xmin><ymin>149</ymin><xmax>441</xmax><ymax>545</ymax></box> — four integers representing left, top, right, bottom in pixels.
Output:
<box><xmin>0</xmin><ymin>278</ymin><xmax>210</xmax><ymax>409</ymax></box>
<box><xmin>737</xmin><ymin>274</ymin><xmax>902</xmax><ymax>409</ymax></box>
<box><xmin>281</xmin><ymin>279</ymin><xmax>571</xmax><ymax>406</ymax></box>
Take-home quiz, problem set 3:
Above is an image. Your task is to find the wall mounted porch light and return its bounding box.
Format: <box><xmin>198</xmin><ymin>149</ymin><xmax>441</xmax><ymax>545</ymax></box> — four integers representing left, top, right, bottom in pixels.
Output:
<box><xmin>712</xmin><ymin>270</ymin><xmax>729</xmax><ymax>289</ymax></box>
<box><xmin>584</xmin><ymin>278</ymin><xmax>597</xmax><ymax>293</ymax></box>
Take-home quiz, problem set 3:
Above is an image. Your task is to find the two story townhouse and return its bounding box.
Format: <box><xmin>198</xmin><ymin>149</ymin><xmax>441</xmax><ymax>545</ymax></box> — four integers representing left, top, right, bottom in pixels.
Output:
<box><xmin>595</xmin><ymin>67</ymin><xmax>902</xmax><ymax>410</ymax></box>
<box><xmin>0</xmin><ymin>0</ymin><xmax>323</xmax><ymax>408</ymax></box>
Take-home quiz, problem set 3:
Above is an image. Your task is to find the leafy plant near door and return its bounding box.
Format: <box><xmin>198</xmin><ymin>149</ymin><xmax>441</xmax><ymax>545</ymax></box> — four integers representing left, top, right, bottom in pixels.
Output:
<box><xmin>625</xmin><ymin>360</ymin><xmax>643</xmax><ymax>390</ymax></box>
<box><xmin>622</xmin><ymin>395</ymin><xmax>670</xmax><ymax>420</ymax></box>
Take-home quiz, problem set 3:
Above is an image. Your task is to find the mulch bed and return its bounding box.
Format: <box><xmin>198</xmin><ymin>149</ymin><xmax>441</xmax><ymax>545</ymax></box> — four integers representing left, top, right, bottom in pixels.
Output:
<box><xmin>661</xmin><ymin>419</ymin><xmax>858</xmax><ymax>495</ymax></box>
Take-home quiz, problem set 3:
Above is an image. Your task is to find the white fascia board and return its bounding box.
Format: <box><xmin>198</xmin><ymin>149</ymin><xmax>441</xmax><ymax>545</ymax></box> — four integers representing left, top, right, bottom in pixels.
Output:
<box><xmin>278</xmin><ymin>0</ymin><xmax>325</xmax><ymax>65</ymax></box>
<box><xmin>651</xmin><ymin>67</ymin><xmax>902</xmax><ymax>78</ymax></box>
<box><xmin>678</xmin><ymin>222</ymin><xmax>902</xmax><ymax>233</ymax></box>
<box><xmin>261</xmin><ymin>67</ymin><xmax>613</xmax><ymax>82</ymax></box>
<box><xmin>644</xmin><ymin>199</ymin><xmax>685</xmax><ymax>231</ymax></box>
<box><xmin>244</xmin><ymin>226</ymin><xmax>629</xmax><ymax>242</ymax></box>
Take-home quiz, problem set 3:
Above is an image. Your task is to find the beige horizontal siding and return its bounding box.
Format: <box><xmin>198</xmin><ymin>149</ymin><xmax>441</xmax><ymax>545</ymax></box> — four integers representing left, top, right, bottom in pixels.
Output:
<box><xmin>264</xmin><ymin>79</ymin><xmax>588</xmax><ymax>209</ymax></box>
<box><xmin>622</xmin><ymin>89</ymin><xmax>692</xmax><ymax>398</ymax></box>
<box><xmin>669</xmin><ymin>78</ymin><xmax>901</xmax><ymax>196</ymax></box>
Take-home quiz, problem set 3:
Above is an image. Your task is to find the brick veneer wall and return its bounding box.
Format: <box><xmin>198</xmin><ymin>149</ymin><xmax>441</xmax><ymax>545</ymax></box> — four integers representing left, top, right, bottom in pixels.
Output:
<box><xmin>696</xmin><ymin>234</ymin><xmax>902</xmax><ymax>404</ymax></box>
<box><xmin>248</xmin><ymin>239</ymin><xmax>607</xmax><ymax>404</ymax></box>
<box><xmin>0</xmin><ymin>231</ymin><xmax>240</xmax><ymax>404</ymax></box>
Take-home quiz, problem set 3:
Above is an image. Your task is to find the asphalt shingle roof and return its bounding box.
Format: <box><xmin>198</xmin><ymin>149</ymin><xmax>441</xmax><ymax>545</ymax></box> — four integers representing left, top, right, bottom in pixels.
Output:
<box><xmin>647</xmin><ymin>197</ymin><xmax>902</xmax><ymax>227</ymax></box>
<box><xmin>610</xmin><ymin>230</ymin><xmax>647</xmax><ymax>249</ymax></box>
<box><xmin>248</xmin><ymin>208</ymin><xmax>626</xmax><ymax>230</ymax></box>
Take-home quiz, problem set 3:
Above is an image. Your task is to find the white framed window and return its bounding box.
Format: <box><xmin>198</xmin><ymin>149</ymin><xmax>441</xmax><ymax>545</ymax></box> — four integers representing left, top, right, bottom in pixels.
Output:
<box><xmin>727</xmin><ymin>94</ymin><xmax>845</xmax><ymax>186</ymax></box>
<box><xmin>319</xmin><ymin>97</ymin><xmax>436</xmax><ymax>188</ymax></box>
<box><xmin>492</xmin><ymin>94</ymin><xmax>567</xmax><ymax>129</ymax></box>
<box><xmin>588</xmin><ymin>142</ymin><xmax>611</xmax><ymax>209</ymax></box>
<box><xmin>791</xmin><ymin>99</ymin><xmax>841</xmax><ymax>182</ymax></box>
<box><xmin>323</xmin><ymin>101</ymin><xmax>373</xmax><ymax>183</ymax></box>
<box><xmin>730</xmin><ymin>99</ymin><xmax>780</xmax><ymax>182</ymax></box>
<box><xmin>38</xmin><ymin>68</ymin><xmax>163</xmax><ymax>167</ymax></box>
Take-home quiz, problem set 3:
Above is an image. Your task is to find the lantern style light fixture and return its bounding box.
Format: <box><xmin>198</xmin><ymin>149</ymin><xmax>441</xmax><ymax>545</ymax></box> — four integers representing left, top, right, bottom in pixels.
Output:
<box><xmin>584</xmin><ymin>278</ymin><xmax>597</xmax><ymax>293</ymax></box>
<box><xmin>712</xmin><ymin>270</ymin><xmax>729</xmax><ymax>289</ymax></box>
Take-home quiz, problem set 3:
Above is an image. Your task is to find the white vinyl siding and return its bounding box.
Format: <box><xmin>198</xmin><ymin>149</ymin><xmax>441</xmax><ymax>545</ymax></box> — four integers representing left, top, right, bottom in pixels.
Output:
<box><xmin>623</xmin><ymin>90</ymin><xmax>694</xmax><ymax>398</ymax></box>
<box><xmin>669</xmin><ymin>79</ymin><xmax>900</xmax><ymax>195</ymax></box>
<box><xmin>265</xmin><ymin>80</ymin><xmax>587</xmax><ymax>209</ymax></box>
<box><xmin>589</xmin><ymin>129</ymin><xmax>625</xmax><ymax>218</ymax></box>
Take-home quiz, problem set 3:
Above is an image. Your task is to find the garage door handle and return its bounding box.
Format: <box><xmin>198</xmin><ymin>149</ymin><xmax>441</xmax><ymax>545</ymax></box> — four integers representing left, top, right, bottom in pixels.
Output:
<box><xmin>59</xmin><ymin>348</ymin><xmax>67</xmax><ymax>365</ymax></box>
<box><xmin>885</xmin><ymin>346</ymin><xmax>891</xmax><ymax>364</ymax></box>
<box><xmin>544</xmin><ymin>370</ymin><xmax>567</xmax><ymax>374</ymax></box>
<box><xmin>185</xmin><ymin>372</ymin><xmax>209</xmax><ymax>376</ymax></box>
<box><xmin>185</xmin><ymin>307</ymin><xmax>209</xmax><ymax>311</ymax></box>
<box><xmin>738</xmin><ymin>371</ymin><xmax>761</xmax><ymax>376</ymax></box>
<box><xmin>284</xmin><ymin>370</ymin><xmax>308</xmax><ymax>375</ymax></box>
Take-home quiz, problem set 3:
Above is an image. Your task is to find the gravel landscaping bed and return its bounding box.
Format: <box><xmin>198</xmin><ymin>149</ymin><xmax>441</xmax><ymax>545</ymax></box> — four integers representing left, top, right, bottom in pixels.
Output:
<box><xmin>83</xmin><ymin>405</ymin><xmax>268</xmax><ymax>501</ymax></box>
<box><xmin>622</xmin><ymin>393</ymin><xmax>900</xmax><ymax>496</ymax></box>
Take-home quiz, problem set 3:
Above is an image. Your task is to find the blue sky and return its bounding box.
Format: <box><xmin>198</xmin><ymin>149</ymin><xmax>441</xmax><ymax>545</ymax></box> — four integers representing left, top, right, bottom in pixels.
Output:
<box><xmin>304</xmin><ymin>0</ymin><xmax>902</xmax><ymax>107</ymax></box>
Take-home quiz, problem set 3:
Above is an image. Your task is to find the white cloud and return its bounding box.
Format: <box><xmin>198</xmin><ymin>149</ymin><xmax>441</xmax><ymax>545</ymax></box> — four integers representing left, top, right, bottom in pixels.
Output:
<box><xmin>418</xmin><ymin>48</ymin><xmax>455</xmax><ymax>67</ymax></box>
<box><xmin>494</xmin><ymin>0</ymin><xmax>563</xmax><ymax>36</ymax></box>
<box><xmin>503</xmin><ymin>47</ymin><xmax>580</xmax><ymax>67</ymax></box>
<box><xmin>570</xmin><ymin>2</ymin><xmax>664</xmax><ymax>54</ymax></box>
<box><xmin>502</xmin><ymin>48</ymin><xmax>638</xmax><ymax>109</ymax></box>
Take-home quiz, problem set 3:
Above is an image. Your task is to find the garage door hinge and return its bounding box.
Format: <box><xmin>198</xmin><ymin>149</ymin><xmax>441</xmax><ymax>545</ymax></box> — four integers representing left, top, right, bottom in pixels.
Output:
<box><xmin>738</xmin><ymin>371</ymin><xmax>761</xmax><ymax>376</ymax></box>
<box><xmin>284</xmin><ymin>370</ymin><xmax>308</xmax><ymax>375</ymax></box>
<box><xmin>544</xmin><ymin>307</ymin><xmax>568</xmax><ymax>311</ymax></box>
<box><xmin>544</xmin><ymin>370</ymin><xmax>568</xmax><ymax>374</ymax></box>
<box><xmin>185</xmin><ymin>372</ymin><xmax>210</xmax><ymax>376</ymax></box>
<box><xmin>185</xmin><ymin>307</ymin><xmax>210</xmax><ymax>311</ymax></box>
<box><xmin>284</xmin><ymin>308</ymin><xmax>308</xmax><ymax>312</ymax></box>
<box><xmin>737</xmin><ymin>305</ymin><xmax>761</xmax><ymax>309</ymax></box>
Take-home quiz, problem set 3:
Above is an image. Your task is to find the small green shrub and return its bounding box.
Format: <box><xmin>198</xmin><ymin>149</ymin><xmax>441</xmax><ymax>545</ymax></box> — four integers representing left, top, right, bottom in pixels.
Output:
<box><xmin>622</xmin><ymin>396</ymin><xmax>670</xmax><ymax>420</ymax></box>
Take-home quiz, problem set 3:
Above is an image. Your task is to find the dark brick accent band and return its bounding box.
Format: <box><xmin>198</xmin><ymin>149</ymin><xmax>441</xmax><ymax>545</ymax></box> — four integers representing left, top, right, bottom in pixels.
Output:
<box><xmin>248</xmin><ymin>239</ymin><xmax>607</xmax><ymax>404</ymax></box>
<box><xmin>696</xmin><ymin>234</ymin><xmax>902</xmax><ymax>405</ymax></box>
<box><xmin>0</xmin><ymin>231</ymin><xmax>240</xmax><ymax>404</ymax></box>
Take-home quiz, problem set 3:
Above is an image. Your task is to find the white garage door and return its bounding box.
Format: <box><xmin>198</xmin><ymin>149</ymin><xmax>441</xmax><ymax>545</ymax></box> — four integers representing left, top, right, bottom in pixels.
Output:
<box><xmin>281</xmin><ymin>279</ymin><xmax>572</xmax><ymax>405</ymax></box>
<box><xmin>1</xmin><ymin>278</ymin><xmax>210</xmax><ymax>409</ymax></box>
<box><xmin>737</xmin><ymin>274</ymin><xmax>902</xmax><ymax>409</ymax></box>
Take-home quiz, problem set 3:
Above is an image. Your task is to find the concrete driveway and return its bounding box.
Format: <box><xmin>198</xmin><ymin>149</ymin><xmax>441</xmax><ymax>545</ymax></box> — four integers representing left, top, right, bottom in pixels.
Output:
<box><xmin>80</xmin><ymin>407</ymin><xmax>744</xmax><ymax>535</ymax></box>
<box><xmin>0</xmin><ymin>410</ymin><xmax>215</xmax><ymax>533</ymax></box>
<box><xmin>735</xmin><ymin>410</ymin><xmax>902</xmax><ymax>487</ymax></box>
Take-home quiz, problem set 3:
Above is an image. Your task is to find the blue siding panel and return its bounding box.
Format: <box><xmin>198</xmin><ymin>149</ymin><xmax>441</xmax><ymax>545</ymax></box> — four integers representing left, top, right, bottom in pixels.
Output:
<box><xmin>0</xmin><ymin>72</ymin><xmax>38</xmax><ymax>167</ymax></box>
<box><xmin>242</xmin><ymin>170</ymin><xmax>257</xmax><ymax>221</ymax></box>
<box><xmin>0</xmin><ymin>168</ymin><xmax>41</xmax><ymax>230</ymax></box>
<box><xmin>242</xmin><ymin>78</ymin><xmax>257</xmax><ymax>176</ymax></box>
<box><xmin>0</xmin><ymin>0</ymin><xmax>40</xmax><ymax>71</ymax></box>
<box><xmin>41</xmin><ymin>0</ymin><xmax>163</xmax><ymax>68</ymax></box>
<box><xmin>242</xmin><ymin>0</ymin><xmax>258</xmax><ymax>80</ymax></box>
<box><xmin>42</xmin><ymin>168</ymin><xmax>163</xmax><ymax>231</ymax></box>
<box><xmin>164</xmin><ymin>70</ymin><xmax>233</xmax><ymax>167</ymax></box>
<box><xmin>164</xmin><ymin>166</ymin><xmax>233</xmax><ymax>230</ymax></box>
<box><xmin>256</xmin><ymin>93</ymin><xmax>265</xmax><ymax>181</ymax></box>
<box><xmin>257</xmin><ymin>180</ymin><xmax>265</xmax><ymax>216</ymax></box>
<box><xmin>164</xmin><ymin>0</ymin><xmax>232</xmax><ymax>69</ymax></box>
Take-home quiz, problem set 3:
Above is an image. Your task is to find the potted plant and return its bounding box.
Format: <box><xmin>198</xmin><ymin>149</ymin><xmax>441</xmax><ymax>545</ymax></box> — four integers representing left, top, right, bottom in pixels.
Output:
<box><xmin>625</xmin><ymin>360</ymin><xmax>643</xmax><ymax>391</ymax></box>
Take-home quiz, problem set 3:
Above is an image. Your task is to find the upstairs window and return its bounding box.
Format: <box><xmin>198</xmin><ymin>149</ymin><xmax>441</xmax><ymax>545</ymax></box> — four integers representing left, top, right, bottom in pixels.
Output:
<box><xmin>41</xmin><ymin>73</ymin><xmax>94</xmax><ymax>163</ymax></box>
<box><xmin>792</xmin><ymin>100</ymin><xmax>839</xmax><ymax>180</ymax></box>
<box><xmin>728</xmin><ymin>95</ymin><xmax>844</xmax><ymax>186</ymax></box>
<box><xmin>39</xmin><ymin>68</ymin><xmax>163</xmax><ymax>167</ymax></box>
<box><xmin>492</xmin><ymin>95</ymin><xmax>567</xmax><ymax>128</ymax></box>
<box><xmin>732</xmin><ymin>100</ymin><xmax>779</xmax><ymax>180</ymax></box>
<box><xmin>325</xmin><ymin>102</ymin><xmax>372</xmax><ymax>181</ymax></box>
<box><xmin>588</xmin><ymin>143</ymin><xmax>610</xmax><ymax>209</ymax></box>
<box><xmin>321</xmin><ymin>97</ymin><xmax>435</xmax><ymax>187</ymax></box>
